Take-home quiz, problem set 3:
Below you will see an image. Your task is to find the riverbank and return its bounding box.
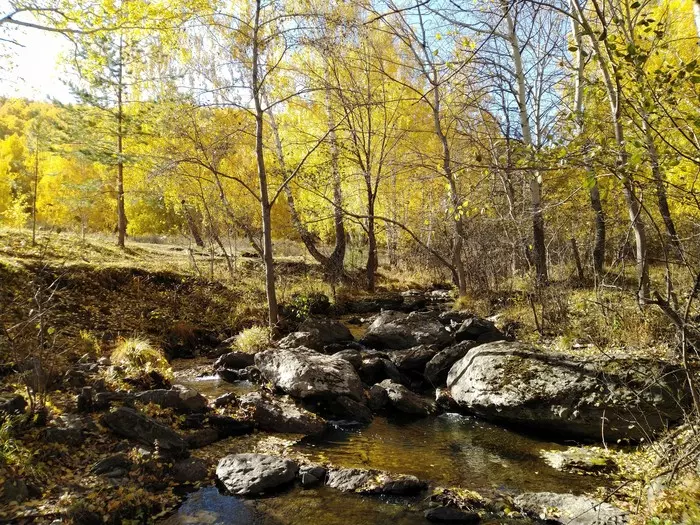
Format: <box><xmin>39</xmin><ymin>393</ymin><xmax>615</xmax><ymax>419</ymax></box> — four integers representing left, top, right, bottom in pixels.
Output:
<box><xmin>0</xmin><ymin>229</ymin><xmax>698</xmax><ymax>524</ymax></box>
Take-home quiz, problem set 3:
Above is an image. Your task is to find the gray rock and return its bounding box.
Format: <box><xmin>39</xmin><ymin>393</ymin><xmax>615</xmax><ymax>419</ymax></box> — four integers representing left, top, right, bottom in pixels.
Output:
<box><xmin>298</xmin><ymin>464</ymin><xmax>327</xmax><ymax>487</ymax></box>
<box><xmin>358</xmin><ymin>356</ymin><xmax>385</xmax><ymax>384</ymax></box>
<box><xmin>514</xmin><ymin>492</ymin><xmax>628</xmax><ymax>524</ymax></box>
<box><xmin>326</xmin><ymin>468</ymin><xmax>372</xmax><ymax>492</ymax></box>
<box><xmin>435</xmin><ymin>388</ymin><xmax>460</xmax><ymax>412</ymax></box>
<box><xmin>173</xmin><ymin>457</ymin><xmax>208</xmax><ymax>483</ymax></box>
<box><xmin>213</xmin><ymin>392</ymin><xmax>238</xmax><ymax>408</ymax></box>
<box><xmin>389</xmin><ymin>345</ymin><xmax>438</xmax><ymax>372</ymax></box>
<box><xmin>135</xmin><ymin>385</ymin><xmax>208</xmax><ymax>413</ymax></box>
<box><xmin>0</xmin><ymin>393</ymin><xmax>26</xmax><ymax>416</ymax></box>
<box><xmin>447</xmin><ymin>341</ymin><xmax>688</xmax><ymax>442</ymax></box>
<box><xmin>424</xmin><ymin>506</ymin><xmax>480</xmax><ymax>523</ymax></box>
<box><xmin>367</xmin><ymin>384</ymin><xmax>390</xmax><ymax>412</ymax></box>
<box><xmin>334</xmin><ymin>349</ymin><xmax>363</xmax><ymax>370</ymax></box>
<box><xmin>214</xmin><ymin>351</ymin><xmax>255</xmax><ymax>370</ymax></box>
<box><xmin>185</xmin><ymin>428</ymin><xmax>220</xmax><ymax>448</ymax></box>
<box><xmin>95</xmin><ymin>391</ymin><xmax>134</xmax><ymax>409</ymax></box>
<box><xmin>454</xmin><ymin>317</ymin><xmax>504</xmax><ymax>343</ymax></box>
<box><xmin>325</xmin><ymin>395</ymin><xmax>373</xmax><ymax>424</ymax></box>
<box><xmin>240</xmin><ymin>392</ymin><xmax>326</xmax><ymax>435</ymax></box>
<box><xmin>277</xmin><ymin>331</ymin><xmax>324</xmax><ymax>351</ymax></box>
<box><xmin>542</xmin><ymin>448</ymin><xmax>617</xmax><ymax>474</ymax></box>
<box><xmin>42</xmin><ymin>427</ymin><xmax>84</xmax><ymax>446</ymax></box>
<box><xmin>91</xmin><ymin>453</ymin><xmax>132</xmax><ymax>477</ymax></box>
<box><xmin>299</xmin><ymin>317</ymin><xmax>354</xmax><ymax>345</ymax></box>
<box><xmin>361</xmin><ymin>311</ymin><xmax>453</xmax><ymax>350</ymax></box>
<box><xmin>326</xmin><ymin>467</ymin><xmax>426</xmax><ymax>494</ymax></box>
<box><xmin>375</xmin><ymin>474</ymin><xmax>426</xmax><ymax>495</ymax></box>
<box><xmin>216</xmin><ymin>453</ymin><xmax>298</xmax><ymax>496</ymax></box>
<box><xmin>57</xmin><ymin>413</ymin><xmax>97</xmax><ymax>433</ymax></box>
<box><xmin>378</xmin><ymin>380</ymin><xmax>435</xmax><ymax>416</ymax></box>
<box><xmin>255</xmin><ymin>347</ymin><xmax>364</xmax><ymax>401</ymax></box>
<box><xmin>76</xmin><ymin>386</ymin><xmax>94</xmax><ymax>413</ymax></box>
<box><xmin>101</xmin><ymin>407</ymin><xmax>189</xmax><ymax>458</ymax></box>
<box><xmin>438</xmin><ymin>311</ymin><xmax>474</xmax><ymax>326</ymax></box>
<box><xmin>425</xmin><ymin>341</ymin><xmax>479</xmax><ymax>386</ymax></box>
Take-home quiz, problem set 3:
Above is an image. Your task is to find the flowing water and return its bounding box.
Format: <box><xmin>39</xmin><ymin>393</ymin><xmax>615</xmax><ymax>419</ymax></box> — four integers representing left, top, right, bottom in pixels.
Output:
<box><xmin>163</xmin><ymin>411</ymin><xmax>603</xmax><ymax>525</ymax></box>
<box><xmin>164</xmin><ymin>320</ymin><xmax>606</xmax><ymax>525</ymax></box>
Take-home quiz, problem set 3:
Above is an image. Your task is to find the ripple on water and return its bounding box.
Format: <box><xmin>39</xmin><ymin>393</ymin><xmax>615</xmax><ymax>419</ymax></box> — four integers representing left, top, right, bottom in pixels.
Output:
<box><xmin>293</xmin><ymin>414</ymin><xmax>600</xmax><ymax>496</ymax></box>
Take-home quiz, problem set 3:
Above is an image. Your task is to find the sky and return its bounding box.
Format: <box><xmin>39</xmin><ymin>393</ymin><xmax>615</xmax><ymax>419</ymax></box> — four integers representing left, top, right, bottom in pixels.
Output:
<box><xmin>1</xmin><ymin>4</ymin><xmax>73</xmax><ymax>102</ymax></box>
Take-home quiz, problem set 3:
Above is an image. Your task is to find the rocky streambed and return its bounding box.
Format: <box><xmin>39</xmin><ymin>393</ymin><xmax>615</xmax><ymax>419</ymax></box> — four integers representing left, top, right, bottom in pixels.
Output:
<box><xmin>20</xmin><ymin>290</ymin><xmax>688</xmax><ymax>524</ymax></box>
<box><xmin>151</xmin><ymin>291</ymin><xmax>691</xmax><ymax>525</ymax></box>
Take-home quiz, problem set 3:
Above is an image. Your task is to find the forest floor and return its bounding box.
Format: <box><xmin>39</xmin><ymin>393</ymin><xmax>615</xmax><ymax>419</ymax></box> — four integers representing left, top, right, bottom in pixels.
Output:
<box><xmin>0</xmin><ymin>226</ymin><xmax>698</xmax><ymax>523</ymax></box>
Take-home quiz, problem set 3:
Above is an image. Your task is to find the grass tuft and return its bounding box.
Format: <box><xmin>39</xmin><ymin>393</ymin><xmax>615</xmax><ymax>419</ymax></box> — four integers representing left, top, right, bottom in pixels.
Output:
<box><xmin>232</xmin><ymin>326</ymin><xmax>270</xmax><ymax>354</ymax></box>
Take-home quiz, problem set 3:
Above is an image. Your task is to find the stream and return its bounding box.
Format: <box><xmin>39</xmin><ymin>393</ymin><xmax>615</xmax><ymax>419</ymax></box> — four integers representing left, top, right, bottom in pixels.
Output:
<box><xmin>163</xmin><ymin>316</ymin><xmax>608</xmax><ymax>525</ymax></box>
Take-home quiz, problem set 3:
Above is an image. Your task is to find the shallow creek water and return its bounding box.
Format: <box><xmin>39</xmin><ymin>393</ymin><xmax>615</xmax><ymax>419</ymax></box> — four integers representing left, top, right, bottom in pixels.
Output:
<box><xmin>163</xmin><ymin>406</ymin><xmax>602</xmax><ymax>525</ymax></box>
<box><xmin>164</xmin><ymin>321</ymin><xmax>605</xmax><ymax>525</ymax></box>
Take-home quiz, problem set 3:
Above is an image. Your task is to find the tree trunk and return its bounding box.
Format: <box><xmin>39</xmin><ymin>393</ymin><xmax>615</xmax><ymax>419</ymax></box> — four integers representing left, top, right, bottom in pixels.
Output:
<box><xmin>573</xmin><ymin>0</ymin><xmax>649</xmax><ymax>303</ymax></box>
<box><xmin>570</xmin><ymin>0</ymin><xmax>606</xmax><ymax>276</ymax></box>
<box><xmin>31</xmin><ymin>136</ymin><xmax>39</xmax><ymax>246</ymax></box>
<box><xmin>327</xmin><ymin>90</ymin><xmax>347</xmax><ymax>282</ymax></box>
<box><xmin>116</xmin><ymin>35</ymin><xmax>127</xmax><ymax>249</ymax></box>
<box><xmin>270</xmin><ymin>85</ymin><xmax>346</xmax><ymax>282</ymax></box>
<box><xmin>694</xmin><ymin>0</ymin><xmax>700</xmax><ymax>40</ymax></box>
<box><xmin>182</xmin><ymin>200</ymin><xmax>205</xmax><ymax>248</ymax></box>
<box><xmin>505</xmin><ymin>6</ymin><xmax>547</xmax><ymax>284</ymax></box>
<box><xmin>589</xmin><ymin>179</ymin><xmax>606</xmax><ymax>275</ymax></box>
<box><xmin>570</xmin><ymin>237</ymin><xmax>584</xmax><ymax>280</ymax></box>
<box><xmin>366</xmin><ymin>181</ymin><xmax>377</xmax><ymax>292</ymax></box>
<box><xmin>643</xmin><ymin>118</ymin><xmax>682</xmax><ymax>257</ymax></box>
<box><xmin>252</xmin><ymin>0</ymin><xmax>278</xmax><ymax>328</ymax></box>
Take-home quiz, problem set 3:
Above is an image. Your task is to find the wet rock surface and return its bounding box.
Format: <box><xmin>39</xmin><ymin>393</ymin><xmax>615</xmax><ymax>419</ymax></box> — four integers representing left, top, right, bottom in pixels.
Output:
<box><xmin>377</xmin><ymin>379</ymin><xmax>435</xmax><ymax>416</ymax></box>
<box><xmin>361</xmin><ymin>311</ymin><xmax>453</xmax><ymax>350</ymax></box>
<box><xmin>216</xmin><ymin>454</ymin><xmax>299</xmax><ymax>496</ymax></box>
<box><xmin>255</xmin><ymin>347</ymin><xmax>364</xmax><ymax>402</ymax></box>
<box><xmin>240</xmin><ymin>391</ymin><xmax>326</xmax><ymax>435</ymax></box>
<box><xmin>514</xmin><ymin>492</ymin><xmax>628</xmax><ymax>524</ymax></box>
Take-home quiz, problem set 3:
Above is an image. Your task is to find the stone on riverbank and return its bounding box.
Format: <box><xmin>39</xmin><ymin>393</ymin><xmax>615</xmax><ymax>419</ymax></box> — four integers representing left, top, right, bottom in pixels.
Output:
<box><xmin>216</xmin><ymin>453</ymin><xmax>298</xmax><ymax>496</ymax></box>
<box><xmin>447</xmin><ymin>341</ymin><xmax>688</xmax><ymax>442</ymax></box>
<box><xmin>255</xmin><ymin>347</ymin><xmax>364</xmax><ymax>401</ymax></box>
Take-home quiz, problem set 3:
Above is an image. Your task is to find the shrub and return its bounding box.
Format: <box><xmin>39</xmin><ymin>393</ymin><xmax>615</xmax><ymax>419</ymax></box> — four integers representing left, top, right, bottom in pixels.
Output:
<box><xmin>109</xmin><ymin>337</ymin><xmax>173</xmax><ymax>388</ymax></box>
<box><xmin>232</xmin><ymin>326</ymin><xmax>270</xmax><ymax>354</ymax></box>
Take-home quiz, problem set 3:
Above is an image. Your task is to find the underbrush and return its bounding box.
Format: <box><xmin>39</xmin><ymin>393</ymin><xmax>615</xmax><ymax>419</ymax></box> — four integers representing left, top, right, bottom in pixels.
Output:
<box><xmin>232</xmin><ymin>326</ymin><xmax>271</xmax><ymax>354</ymax></box>
<box><xmin>107</xmin><ymin>337</ymin><xmax>173</xmax><ymax>389</ymax></box>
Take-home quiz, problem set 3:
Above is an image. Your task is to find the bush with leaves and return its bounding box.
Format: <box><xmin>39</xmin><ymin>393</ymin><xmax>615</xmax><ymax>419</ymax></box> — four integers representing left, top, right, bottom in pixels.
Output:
<box><xmin>107</xmin><ymin>337</ymin><xmax>173</xmax><ymax>389</ymax></box>
<box><xmin>232</xmin><ymin>326</ymin><xmax>270</xmax><ymax>354</ymax></box>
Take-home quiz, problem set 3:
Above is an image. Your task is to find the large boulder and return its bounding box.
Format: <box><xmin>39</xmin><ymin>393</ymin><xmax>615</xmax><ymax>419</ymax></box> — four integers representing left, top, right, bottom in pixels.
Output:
<box><xmin>239</xmin><ymin>392</ymin><xmax>326</xmax><ymax>435</ymax></box>
<box><xmin>361</xmin><ymin>311</ymin><xmax>452</xmax><ymax>350</ymax></box>
<box><xmin>514</xmin><ymin>492</ymin><xmax>628</xmax><ymax>524</ymax></box>
<box><xmin>277</xmin><ymin>331</ymin><xmax>325</xmax><ymax>351</ymax></box>
<box><xmin>255</xmin><ymin>347</ymin><xmax>364</xmax><ymax>402</ymax></box>
<box><xmin>454</xmin><ymin>317</ymin><xmax>505</xmax><ymax>343</ymax></box>
<box><xmin>298</xmin><ymin>317</ymin><xmax>354</xmax><ymax>345</ymax></box>
<box><xmin>424</xmin><ymin>341</ymin><xmax>479</xmax><ymax>386</ymax></box>
<box><xmin>216</xmin><ymin>454</ymin><xmax>298</xmax><ymax>496</ymax></box>
<box><xmin>135</xmin><ymin>385</ymin><xmax>208</xmax><ymax>413</ymax></box>
<box><xmin>333</xmin><ymin>349</ymin><xmax>363</xmax><ymax>370</ymax></box>
<box><xmin>214</xmin><ymin>351</ymin><xmax>255</xmax><ymax>371</ymax></box>
<box><xmin>447</xmin><ymin>341</ymin><xmax>688</xmax><ymax>442</ymax></box>
<box><xmin>378</xmin><ymin>380</ymin><xmax>435</xmax><ymax>416</ymax></box>
<box><xmin>101</xmin><ymin>407</ymin><xmax>189</xmax><ymax>458</ymax></box>
<box><xmin>389</xmin><ymin>345</ymin><xmax>438</xmax><ymax>372</ymax></box>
